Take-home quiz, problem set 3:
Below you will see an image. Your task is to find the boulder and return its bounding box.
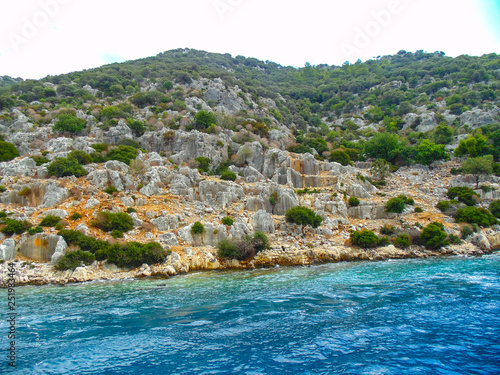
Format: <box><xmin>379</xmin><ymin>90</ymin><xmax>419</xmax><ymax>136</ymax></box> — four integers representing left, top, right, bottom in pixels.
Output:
<box><xmin>158</xmin><ymin>233</ymin><xmax>179</xmax><ymax>246</ymax></box>
<box><xmin>251</xmin><ymin>210</ymin><xmax>275</xmax><ymax>233</ymax></box>
<box><xmin>0</xmin><ymin>239</ymin><xmax>16</xmax><ymax>261</ymax></box>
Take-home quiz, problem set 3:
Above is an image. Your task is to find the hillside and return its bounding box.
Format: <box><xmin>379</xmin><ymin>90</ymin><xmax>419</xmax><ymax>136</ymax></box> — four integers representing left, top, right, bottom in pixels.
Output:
<box><xmin>0</xmin><ymin>49</ymin><xmax>500</xmax><ymax>284</ymax></box>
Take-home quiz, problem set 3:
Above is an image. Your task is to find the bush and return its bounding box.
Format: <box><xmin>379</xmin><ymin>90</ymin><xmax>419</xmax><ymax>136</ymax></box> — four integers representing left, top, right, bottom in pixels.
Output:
<box><xmin>126</xmin><ymin>118</ymin><xmax>146</xmax><ymax>137</ymax></box>
<box><xmin>68</xmin><ymin>150</ymin><xmax>93</xmax><ymax>165</ymax></box>
<box><xmin>489</xmin><ymin>200</ymin><xmax>500</xmax><ymax>218</ymax></box>
<box><xmin>269</xmin><ymin>191</ymin><xmax>278</xmax><ymax>206</ymax></box>
<box><xmin>104</xmin><ymin>242</ymin><xmax>169</xmax><ymax>268</ymax></box>
<box><xmin>380</xmin><ymin>224</ymin><xmax>395</xmax><ymax>235</ymax></box>
<box><xmin>55</xmin><ymin>250</ymin><xmax>95</xmax><ymax>271</ymax></box>
<box><xmin>54</xmin><ymin>223</ymin><xmax>64</xmax><ymax>231</ymax></box>
<box><xmin>420</xmin><ymin>222</ymin><xmax>449</xmax><ymax>249</ymax></box>
<box><xmin>105</xmin><ymin>185</ymin><xmax>119</xmax><ymax>195</ymax></box>
<box><xmin>393</xmin><ymin>233</ymin><xmax>411</xmax><ymax>249</ymax></box>
<box><xmin>285</xmin><ymin>206</ymin><xmax>323</xmax><ymax>228</ymax></box>
<box><xmin>414</xmin><ymin>207</ymin><xmax>423</xmax><ymax>213</ymax></box>
<box><xmin>28</xmin><ymin>226</ymin><xmax>44</xmax><ymax>235</ymax></box>
<box><xmin>385</xmin><ymin>197</ymin><xmax>406</xmax><ymax>213</ymax></box>
<box><xmin>58</xmin><ymin>229</ymin><xmax>110</xmax><ymax>255</ymax></box>
<box><xmin>53</xmin><ymin>114</ymin><xmax>86</xmax><ymax>134</ymax></box>
<box><xmin>350</xmin><ymin>230</ymin><xmax>381</xmax><ymax>248</ymax></box>
<box><xmin>1</xmin><ymin>218</ymin><xmax>31</xmax><ymax>236</ymax></box>
<box><xmin>126</xmin><ymin>207</ymin><xmax>137</xmax><ymax>213</ymax></box>
<box><xmin>93</xmin><ymin>212</ymin><xmax>134</xmax><ymax>233</ymax></box>
<box><xmin>0</xmin><ymin>185</ymin><xmax>6</xmax><ymax>193</ymax></box>
<box><xmin>195</xmin><ymin>157</ymin><xmax>211</xmax><ymax>173</ymax></box>
<box><xmin>221</xmin><ymin>217</ymin><xmax>234</xmax><ymax>226</ymax></box>
<box><xmin>111</xmin><ymin>229</ymin><xmax>124</xmax><ymax>238</ymax></box>
<box><xmin>0</xmin><ymin>141</ymin><xmax>20</xmax><ymax>162</ymax></box>
<box><xmin>454</xmin><ymin>206</ymin><xmax>497</xmax><ymax>227</ymax></box>
<box><xmin>18</xmin><ymin>187</ymin><xmax>31</xmax><ymax>197</ymax></box>
<box><xmin>436</xmin><ymin>200</ymin><xmax>452</xmax><ymax>212</ymax></box>
<box><xmin>217</xmin><ymin>232</ymin><xmax>270</xmax><ymax>260</ymax></box>
<box><xmin>69</xmin><ymin>213</ymin><xmax>83</xmax><ymax>221</ymax></box>
<box><xmin>329</xmin><ymin>150</ymin><xmax>351</xmax><ymax>166</ymax></box>
<box><xmin>220</xmin><ymin>171</ymin><xmax>237</xmax><ymax>181</ymax></box>
<box><xmin>106</xmin><ymin>145</ymin><xmax>138</xmax><ymax>165</ymax></box>
<box><xmin>447</xmin><ymin>187</ymin><xmax>478</xmax><ymax>206</ymax></box>
<box><xmin>449</xmin><ymin>234</ymin><xmax>461</xmax><ymax>245</ymax></box>
<box><xmin>32</xmin><ymin>156</ymin><xmax>49</xmax><ymax>166</ymax></box>
<box><xmin>47</xmin><ymin>157</ymin><xmax>87</xmax><ymax>178</ymax></box>
<box><xmin>460</xmin><ymin>225</ymin><xmax>474</xmax><ymax>239</ymax></box>
<box><xmin>191</xmin><ymin>221</ymin><xmax>205</xmax><ymax>235</ymax></box>
<box><xmin>194</xmin><ymin>110</ymin><xmax>217</xmax><ymax>130</ymax></box>
<box><xmin>348</xmin><ymin>196</ymin><xmax>360</xmax><ymax>207</ymax></box>
<box><xmin>40</xmin><ymin>215</ymin><xmax>61</xmax><ymax>227</ymax></box>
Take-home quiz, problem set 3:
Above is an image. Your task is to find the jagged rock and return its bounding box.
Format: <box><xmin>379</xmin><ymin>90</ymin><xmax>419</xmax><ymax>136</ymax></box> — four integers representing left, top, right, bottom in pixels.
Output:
<box><xmin>229</xmin><ymin>221</ymin><xmax>251</xmax><ymax>240</ymax></box>
<box><xmin>348</xmin><ymin>203</ymin><xmax>395</xmax><ymax>220</ymax></box>
<box><xmin>104</xmin><ymin>160</ymin><xmax>129</xmax><ymax>173</ymax></box>
<box><xmin>251</xmin><ymin>210</ymin><xmax>275</xmax><ymax>233</ymax></box>
<box><xmin>416</xmin><ymin>112</ymin><xmax>438</xmax><ymax>132</ymax></box>
<box><xmin>105</xmin><ymin>119</ymin><xmax>133</xmax><ymax>144</ymax></box>
<box><xmin>346</xmin><ymin>183</ymin><xmax>371</xmax><ymax>199</ymax></box>
<box><xmin>151</xmin><ymin>214</ymin><xmax>181</xmax><ymax>231</ymax></box>
<box><xmin>75</xmin><ymin>223</ymin><xmax>89</xmax><ymax>235</ymax></box>
<box><xmin>41</xmin><ymin>182</ymin><xmax>69</xmax><ymax>208</ymax></box>
<box><xmin>246</xmin><ymin>197</ymin><xmax>267</xmax><ymax>212</ymax></box>
<box><xmin>486</xmin><ymin>232</ymin><xmax>500</xmax><ymax>249</ymax></box>
<box><xmin>44</xmin><ymin>209</ymin><xmax>69</xmax><ymax>218</ymax></box>
<box><xmin>198</xmin><ymin>180</ymin><xmax>245</xmax><ymax>209</ymax></box>
<box><xmin>84</xmin><ymin>198</ymin><xmax>100</xmax><ymax>209</ymax></box>
<box><xmin>202</xmin><ymin>223</ymin><xmax>227</xmax><ymax>246</ymax></box>
<box><xmin>129</xmin><ymin>213</ymin><xmax>142</xmax><ymax>227</ymax></box>
<box><xmin>87</xmin><ymin>168</ymin><xmax>134</xmax><ymax>192</ymax></box>
<box><xmin>0</xmin><ymin>157</ymin><xmax>37</xmax><ymax>177</ymax></box>
<box><xmin>270</xmin><ymin>186</ymin><xmax>299</xmax><ymax>215</ymax></box>
<box><xmin>18</xmin><ymin>234</ymin><xmax>67</xmax><ymax>262</ymax></box>
<box><xmin>71</xmin><ymin>267</ymin><xmax>88</xmax><ymax>282</ymax></box>
<box><xmin>46</xmin><ymin>137</ymin><xmax>73</xmax><ymax>156</ymax></box>
<box><xmin>460</xmin><ymin>107</ymin><xmax>499</xmax><ymax>130</ymax></box>
<box><xmin>471</xmin><ymin>232</ymin><xmax>491</xmax><ymax>250</ymax></box>
<box><xmin>121</xmin><ymin>196</ymin><xmax>134</xmax><ymax>207</ymax></box>
<box><xmin>138</xmin><ymin>166</ymin><xmax>171</xmax><ymax>196</ymax></box>
<box><xmin>51</xmin><ymin>236</ymin><xmax>68</xmax><ymax>264</ymax></box>
<box><xmin>158</xmin><ymin>233</ymin><xmax>179</xmax><ymax>246</ymax></box>
<box><xmin>0</xmin><ymin>239</ymin><xmax>16</xmax><ymax>261</ymax></box>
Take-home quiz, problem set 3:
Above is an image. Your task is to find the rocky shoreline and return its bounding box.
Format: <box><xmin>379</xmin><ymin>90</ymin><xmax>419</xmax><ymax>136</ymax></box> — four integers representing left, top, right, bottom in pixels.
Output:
<box><xmin>1</xmin><ymin>241</ymin><xmax>497</xmax><ymax>287</ymax></box>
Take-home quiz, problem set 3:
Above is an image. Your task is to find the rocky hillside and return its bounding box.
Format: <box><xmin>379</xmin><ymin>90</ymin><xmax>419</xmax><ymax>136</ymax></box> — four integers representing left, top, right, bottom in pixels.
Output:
<box><xmin>0</xmin><ymin>49</ymin><xmax>500</xmax><ymax>284</ymax></box>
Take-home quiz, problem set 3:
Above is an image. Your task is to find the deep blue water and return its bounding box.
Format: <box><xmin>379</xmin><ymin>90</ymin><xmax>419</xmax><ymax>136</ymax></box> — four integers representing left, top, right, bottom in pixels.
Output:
<box><xmin>2</xmin><ymin>255</ymin><xmax>500</xmax><ymax>374</ymax></box>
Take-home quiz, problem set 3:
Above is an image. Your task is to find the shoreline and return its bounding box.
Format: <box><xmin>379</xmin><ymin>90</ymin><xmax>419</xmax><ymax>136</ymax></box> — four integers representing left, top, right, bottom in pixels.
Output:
<box><xmin>1</xmin><ymin>242</ymin><xmax>497</xmax><ymax>287</ymax></box>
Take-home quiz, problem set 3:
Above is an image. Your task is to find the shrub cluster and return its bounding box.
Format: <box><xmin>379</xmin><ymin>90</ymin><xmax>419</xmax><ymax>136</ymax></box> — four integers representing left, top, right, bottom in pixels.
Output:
<box><xmin>0</xmin><ymin>141</ymin><xmax>20</xmax><ymax>162</ymax></box>
<box><xmin>419</xmin><ymin>222</ymin><xmax>449</xmax><ymax>249</ymax></box>
<box><xmin>1</xmin><ymin>218</ymin><xmax>31</xmax><ymax>236</ymax></box>
<box><xmin>350</xmin><ymin>230</ymin><xmax>389</xmax><ymax>248</ymax></box>
<box><xmin>47</xmin><ymin>157</ymin><xmax>88</xmax><ymax>178</ymax></box>
<box><xmin>54</xmin><ymin>250</ymin><xmax>95</xmax><ymax>271</ymax></box>
<box><xmin>348</xmin><ymin>196</ymin><xmax>360</xmax><ymax>207</ymax></box>
<box><xmin>220</xmin><ymin>170</ymin><xmax>237</xmax><ymax>181</ymax></box>
<box><xmin>191</xmin><ymin>221</ymin><xmax>205</xmax><ymax>235</ymax></box>
<box><xmin>217</xmin><ymin>231</ymin><xmax>270</xmax><ymax>260</ymax></box>
<box><xmin>53</xmin><ymin>114</ymin><xmax>86</xmax><ymax>134</ymax></box>
<box><xmin>40</xmin><ymin>215</ymin><xmax>61</xmax><ymax>227</ymax></box>
<box><xmin>447</xmin><ymin>187</ymin><xmax>479</xmax><ymax>206</ymax></box>
<box><xmin>93</xmin><ymin>212</ymin><xmax>134</xmax><ymax>234</ymax></box>
<box><xmin>285</xmin><ymin>206</ymin><xmax>323</xmax><ymax>228</ymax></box>
<box><xmin>454</xmin><ymin>206</ymin><xmax>497</xmax><ymax>227</ymax></box>
<box><xmin>56</xmin><ymin>229</ymin><xmax>170</xmax><ymax>270</ymax></box>
<box><xmin>221</xmin><ymin>217</ymin><xmax>234</xmax><ymax>226</ymax></box>
<box><xmin>385</xmin><ymin>195</ymin><xmax>414</xmax><ymax>213</ymax></box>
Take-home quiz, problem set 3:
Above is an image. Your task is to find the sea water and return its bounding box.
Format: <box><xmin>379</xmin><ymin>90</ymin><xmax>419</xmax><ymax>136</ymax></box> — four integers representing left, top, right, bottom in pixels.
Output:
<box><xmin>3</xmin><ymin>254</ymin><xmax>500</xmax><ymax>374</ymax></box>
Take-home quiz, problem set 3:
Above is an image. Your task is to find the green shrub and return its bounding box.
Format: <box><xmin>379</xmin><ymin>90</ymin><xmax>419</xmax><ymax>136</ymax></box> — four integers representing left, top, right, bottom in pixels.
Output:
<box><xmin>40</xmin><ymin>215</ymin><xmax>61</xmax><ymax>227</ymax></box>
<box><xmin>68</xmin><ymin>150</ymin><xmax>93</xmax><ymax>165</ymax></box>
<box><xmin>117</xmin><ymin>139</ymin><xmax>142</xmax><ymax>149</ymax></box>
<box><xmin>398</xmin><ymin>195</ymin><xmax>414</xmax><ymax>205</ymax></box>
<box><xmin>194</xmin><ymin>110</ymin><xmax>217</xmax><ymax>130</ymax></box>
<box><xmin>28</xmin><ymin>226</ymin><xmax>44</xmax><ymax>235</ymax></box>
<box><xmin>350</xmin><ymin>230</ymin><xmax>381</xmax><ymax>248</ymax></box>
<box><xmin>191</xmin><ymin>221</ymin><xmax>205</xmax><ymax>235</ymax></box>
<box><xmin>32</xmin><ymin>156</ymin><xmax>49</xmax><ymax>166</ymax></box>
<box><xmin>126</xmin><ymin>118</ymin><xmax>146</xmax><ymax>137</ymax></box>
<box><xmin>252</xmin><ymin>231</ymin><xmax>270</xmax><ymax>253</ymax></box>
<box><xmin>447</xmin><ymin>187</ymin><xmax>478</xmax><ymax>206</ymax></box>
<box><xmin>54</xmin><ymin>223</ymin><xmax>64</xmax><ymax>231</ymax></box>
<box><xmin>460</xmin><ymin>225</ymin><xmax>474</xmax><ymax>239</ymax></box>
<box><xmin>58</xmin><ymin>229</ymin><xmax>110</xmax><ymax>255</ymax></box>
<box><xmin>414</xmin><ymin>207</ymin><xmax>423</xmax><ymax>213</ymax></box>
<box><xmin>420</xmin><ymin>222</ymin><xmax>449</xmax><ymax>249</ymax></box>
<box><xmin>53</xmin><ymin>114</ymin><xmax>86</xmax><ymax>134</ymax></box>
<box><xmin>126</xmin><ymin>207</ymin><xmax>137</xmax><ymax>213</ymax></box>
<box><xmin>106</xmin><ymin>145</ymin><xmax>138</xmax><ymax>165</ymax></box>
<box><xmin>385</xmin><ymin>197</ymin><xmax>406</xmax><ymax>213</ymax></box>
<box><xmin>489</xmin><ymin>200</ymin><xmax>500</xmax><ymax>218</ymax></box>
<box><xmin>285</xmin><ymin>206</ymin><xmax>323</xmax><ymax>228</ymax></box>
<box><xmin>18</xmin><ymin>187</ymin><xmax>31</xmax><ymax>197</ymax></box>
<box><xmin>449</xmin><ymin>234</ymin><xmax>461</xmax><ymax>245</ymax></box>
<box><xmin>380</xmin><ymin>224</ymin><xmax>396</xmax><ymax>235</ymax></box>
<box><xmin>195</xmin><ymin>157</ymin><xmax>211</xmax><ymax>173</ymax></box>
<box><xmin>348</xmin><ymin>196</ymin><xmax>360</xmax><ymax>207</ymax></box>
<box><xmin>105</xmin><ymin>185</ymin><xmax>119</xmax><ymax>195</ymax></box>
<box><xmin>0</xmin><ymin>185</ymin><xmax>6</xmax><ymax>193</ymax></box>
<box><xmin>481</xmin><ymin>185</ymin><xmax>493</xmax><ymax>193</ymax></box>
<box><xmin>111</xmin><ymin>229</ymin><xmax>124</xmax><ymax>238</ymax></box>
<box><xmin>94</xmin><ymin>212</ymin><xmax>134</xmax><ymax>233</ymax></box>
<box><xmin>454</xmin><ymin>206</ymin><xmax>497</xmax><ymax>227</ymax></box>
<box><xmin>104</xmin><ymin>242</ymin><xmax>169</xmax><ymax>268</ymax></box>
<box><xmin>47</xmin><ymin>157</ymin><xmax>87</xmax><ymax>178</ymax></box>
<box><xmin>0</xmin><ymin>210</ymin><xmax>6</xmax><ymax>218</ymax></box>
<box><xmin>69</xmin><ymin>213</ymin><xmax>83</xmax><ymax>221</ymax></box>
<box><xmin>221</xmin><ymin>217</ymin><xmax>234</xmax><ymax>226</ymax></box>
<box><xmin>0</xmin><ymin>141</ymin><xmax>20</xmax><ymax>162</ymax></box>
<box><xmin>54</xmin><ymin>250</ymin><xmax>95</xmax><ymax>271</ymax></box>
<box><xmin>220</xmin><ymin>171</ymin><xmax>237</xmax><ymax>181</ymax></box>
<box><xmin>329</xmin><ymin>150</ymin><xmax>351</xmax><ymax>166</ymax></box>
<box><xmin>269</xmin><ymin>191</ymin><xmax>278</xmax><ymax>206</ymax></box>
<box><xmin>217</xmin><ymin>239</ymin><xmax>240</xmax><ymax>259</ymax></box>
<box><xmin>393</xmin><ymin>233</ymin><xmax>411</xmax><ymax>249</ymax></box>
<box><xmin>436</xmin><ymin>200</ymin><xmax>452</xmax><ymax>212</ymax></box>
<box><xmin>91</xmin><ymin>143</ymin><xmax>108</xmax><ymax>152</ymax></box>
<box><xmin>1</xmin><ymin>218</ymin><xmax>31</xmax><ymax>236</ymax></box>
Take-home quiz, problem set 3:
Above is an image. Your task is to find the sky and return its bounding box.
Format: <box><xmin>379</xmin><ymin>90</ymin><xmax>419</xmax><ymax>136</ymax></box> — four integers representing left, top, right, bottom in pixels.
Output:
<box><xmin>0</xmin><ymin>0</ymin><xmax>499</xmax><ymax>80</ymax></box>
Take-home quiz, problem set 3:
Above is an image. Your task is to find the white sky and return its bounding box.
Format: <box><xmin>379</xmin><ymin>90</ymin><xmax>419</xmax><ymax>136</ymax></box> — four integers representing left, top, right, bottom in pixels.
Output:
<box><xmin>0</xmin><ymin>0</ymin><xmax>498</xmax><ymax>80</ymax></box>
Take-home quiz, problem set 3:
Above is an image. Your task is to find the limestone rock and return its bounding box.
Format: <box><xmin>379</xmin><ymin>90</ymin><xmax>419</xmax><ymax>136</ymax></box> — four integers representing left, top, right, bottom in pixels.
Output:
<box><xmin>84</xmin><ymin>198</ymin><xmax>100</xmax><ymax>209</ymax></box>
<box><xmin>251</xmin><ymin>210</ymin><xmax>275</xmax><ymax>233</ymax></box>
<box><xmin>0</xmin><ymin>239</ymin><xmax>16</xmax><ymax>261</ymax></box>
<box><xmin>158</xmin><ymin>233</ymin><xmax>179</xmax><ymax>246</ymax></box>
<box><xmin>0</xmin><ymin>157</ymin><xmax>37</xmax><ymax>177</ymax></box>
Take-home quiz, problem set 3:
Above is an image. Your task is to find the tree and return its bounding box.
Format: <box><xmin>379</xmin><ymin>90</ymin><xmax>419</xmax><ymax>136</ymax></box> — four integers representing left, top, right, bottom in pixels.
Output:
<box><xmin>285</xmin><ymin>206</ymin><xmax>323</xmax><ymax>228</ymax></box>
<box><xmin>329</xmin><ymin>150</ymin><xmax>351</xmax><ymax>166</ymax></box>
<box><xmin>415</xmin><ymin>139</ymin><xmax>449</xmax><ymax>165</ymax></box>
<box><xmin>434</xmin><ymin>124</ymin><xmax>453</xmax><ymax>145</ymax></box>
<box><xmin>53</xmin><ymin>114</ymin><xmax>86</xmax><ymax>134</ymax></box>
<box><xmin>385</xmin><ymin>197</ymin><xmax>406</xmax><ymax>213</ymax></box>
<box><xmin>420</xmin><ymin>222</ymin><xmax>449</xmax><ymax>249</ymax></box>
<box><xmin>364</xmin><ymin>133</ymin><xmax>399</xmax><ymax>162</ymax></box>
<box><xmin>0</xmin><ymin>141</ymin><xmax>19</xmax><ymax>162</ymax></box>
<box><xmin>370</xmin><ymin>158</ymin><xmax>390</xmax><ymax>181</ymax></box>
<box><xmin>461</xmin><ymin>155</ymin><xmax>494</xmax><ymax>188</ymax></box>
<box><xmin>194</xmin><ymin>110</ymin><xmax>217</xmax><ymax>130</ymax></box>
<box><xmin>454</xmin><ymin>132</ymin><xmax>488</xmax><ymax>157</ymax></box>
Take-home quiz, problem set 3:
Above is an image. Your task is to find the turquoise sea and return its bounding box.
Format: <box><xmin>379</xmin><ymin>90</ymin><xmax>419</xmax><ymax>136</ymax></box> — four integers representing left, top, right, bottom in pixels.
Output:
<box><xmin>3</xmin><ymin>254</ymin><xmax>500</xmax><ymax>374</ymax></box>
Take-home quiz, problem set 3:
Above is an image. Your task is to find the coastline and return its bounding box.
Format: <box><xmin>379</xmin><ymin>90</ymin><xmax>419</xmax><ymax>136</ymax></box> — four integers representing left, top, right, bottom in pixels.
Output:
<box><xmin>1</xmin><ymin>241</ymin><xmax>496</xmax><ymax>287</ymax></box>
